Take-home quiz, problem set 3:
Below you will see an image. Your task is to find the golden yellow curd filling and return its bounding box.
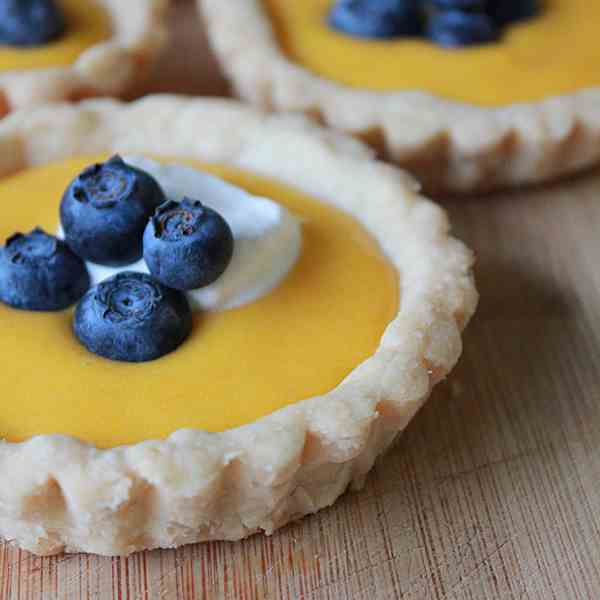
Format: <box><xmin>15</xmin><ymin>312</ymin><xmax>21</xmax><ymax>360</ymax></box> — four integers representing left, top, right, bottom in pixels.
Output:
<box><xmin>0</xmin><ymin>0</ymin><xmax>110</xmax><ymax>71</ymax></box>
<box><xmin>0</xmin><ymin>157</ymin><xmax>398</xmax><ymax>448</ymax></box>
<box><xmin>264</xmin><ymin>0</ymin><xmax>599</xmax><ymax>106</ymax></box>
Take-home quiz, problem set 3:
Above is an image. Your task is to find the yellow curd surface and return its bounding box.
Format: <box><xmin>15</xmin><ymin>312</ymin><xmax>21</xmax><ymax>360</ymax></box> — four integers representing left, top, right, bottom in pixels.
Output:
<box><xmin>264</xmin><ymin>0</ymin><xmax>598</xmax><ymax>106</ymax></box>
<box><xmin>0</xmin><ymin>0</ymin><xmax>110</xmax><ymax>71</ymax></box>
<box><xmin>0</xmin><ymin>157</ymin><xmax>398</xmax><ymax>448</ymax></box>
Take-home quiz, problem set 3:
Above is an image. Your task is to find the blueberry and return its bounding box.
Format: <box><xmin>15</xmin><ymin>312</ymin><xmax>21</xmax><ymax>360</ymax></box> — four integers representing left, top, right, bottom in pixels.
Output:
<box><xmin>74</xmin><ymin>272</ymin><xmax>192</xmax><ymax>363</ymax></box>
<box><xmin>487</xmin><ymin>0</ymin><xmax>539</xmax><ymax>26</ymax></box>
<box><xmin>0</xmin><ymin>228</ymin><xmax>89</xmax><ymax>311</ymax></box>
<box><xmin>329</xmin><ymin>0</ymin><xmax>423</xmax><ymax>39</ymax></box>
<box><xmin>427</xmin><ymin>9</ymin><xmax>498</xmax><ymax>47</ymax></box>
<box><xmin>143</xmin><ymin>198</ymin><xmax>234</xmax><ymax>291</ymax></box>
<box><xmin>0</xmin><ymin>0</ymin><xmax>65</xmax><ymax>47</ymax></box>
<box><xmin>430</xmin><ymin>0</ymin><xmax>485</xmax><ymax>10</ymax></box>
<box><xmin>60</xmin><ymin>156</ymin><xmax>167</xmax><ymax>268</ymax></box>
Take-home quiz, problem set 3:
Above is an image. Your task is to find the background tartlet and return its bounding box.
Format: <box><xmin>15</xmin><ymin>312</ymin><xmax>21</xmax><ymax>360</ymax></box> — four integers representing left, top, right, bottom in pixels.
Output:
<box><xmin>0</xmin><ymin>0</ymin><xmax>169</xmax><ymax>118</ymax></box>
<box><xmin>199</xmin><ymin>0</ymin><xmax>600</xmax><ymax>195</ymax></box>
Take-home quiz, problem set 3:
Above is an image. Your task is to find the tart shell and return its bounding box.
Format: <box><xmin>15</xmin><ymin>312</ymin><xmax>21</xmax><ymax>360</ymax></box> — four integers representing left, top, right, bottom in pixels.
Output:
<box><xmin>0</xmin><ymin>0</ymin><xmax>169</xmax><ymax>118</ymax></box>
<box><xmin>0</xmin><ymin>96</ymin><xmax>477</xmax><ymax>556</ymax></box>
<box><xmin>199</xmin><ymin>0</ymin><xmax>600</xmax><ymax>195</ymax></box>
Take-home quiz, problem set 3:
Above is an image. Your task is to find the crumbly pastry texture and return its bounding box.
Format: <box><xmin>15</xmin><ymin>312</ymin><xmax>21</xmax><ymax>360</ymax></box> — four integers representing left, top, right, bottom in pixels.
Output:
<box><xmin>0</xmin><ymin>0</ymin><xmax>169</xmax><ymax>117</ymax></box>
<box><xmin>0</xmin><ymin>96</ymin><xmax>477</xmax><ymax>556</ymax></box>
<box><xmin>199</xmin><ymin>0</ymin><xmax>600</xmax><ymax>194</ymax></box>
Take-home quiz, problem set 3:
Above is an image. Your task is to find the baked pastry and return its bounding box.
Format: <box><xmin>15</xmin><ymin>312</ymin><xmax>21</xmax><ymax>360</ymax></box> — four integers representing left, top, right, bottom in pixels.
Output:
<box><xmin>200</xmin><ymin>0</ymin><xmax>600</xmax><ymax>194</ymax></box>
<box><xmin>0</xmin><ymin>96</ymin><xmax>477</xmax><ymax>556</ymax></box>
<box><xmin>0</xmin><ymin>0</ymin><xmax>169</xmax><ymax>117</ymax></box>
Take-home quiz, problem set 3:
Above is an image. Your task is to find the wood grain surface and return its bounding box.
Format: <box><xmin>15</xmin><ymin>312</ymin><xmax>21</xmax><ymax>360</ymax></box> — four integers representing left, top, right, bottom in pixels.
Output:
<box><xmin>3</xmin><ymin>2</ymin><xmax>600</xmax><ymax>598</ymax></box>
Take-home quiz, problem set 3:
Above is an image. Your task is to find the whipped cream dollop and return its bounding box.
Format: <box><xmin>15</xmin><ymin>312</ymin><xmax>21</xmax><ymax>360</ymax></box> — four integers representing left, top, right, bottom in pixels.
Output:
<box><xmin>59</xmin><ymin>156</ymin><xmax>302</xmax><ymax>312</ymax></box>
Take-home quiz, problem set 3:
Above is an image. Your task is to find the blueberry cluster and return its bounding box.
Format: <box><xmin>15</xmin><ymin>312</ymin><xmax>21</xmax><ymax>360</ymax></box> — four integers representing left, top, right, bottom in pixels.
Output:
<box><xmin>0</xmin><ymin>0</ymin><xmax>65</xmax><ymax>47</ymax></box>
<box><xmin>0</xmin><ymin>157</ymin><xmax>235</xmax><ymax>363</ymax></box>
<box><xmin>329</xmin><ymin>0</ymin><xmax>539</xmax><ymax>47</ymax></box>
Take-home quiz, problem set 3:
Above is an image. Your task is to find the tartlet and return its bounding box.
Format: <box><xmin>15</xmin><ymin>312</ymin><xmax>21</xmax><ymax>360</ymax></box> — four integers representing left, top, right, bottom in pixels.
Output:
<box><xmin>0</xmin><ymin>96</ymin><xmax>477</xmax><ymax>556</ymax></box>
<box><xmin>199</xmin><ymin>0</ymin><xmax>600</xmax><ymax>194</ymax></box>
<box><xmin>0</xmin><ymin>0</ymin><xmax>169</xmax><ymax>117</ymax></box>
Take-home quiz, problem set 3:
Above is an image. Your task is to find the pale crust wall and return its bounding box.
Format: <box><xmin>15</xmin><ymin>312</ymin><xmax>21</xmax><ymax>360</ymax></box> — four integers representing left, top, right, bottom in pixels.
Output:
<box><xmin>0</xmin><ymin>0</ymin><xmax>169</xmax><ymax>116</ymax></box>
<box><xmin>0</xmin><ymin>97</ymin><xmax>477</xmax><ymax>556</ymax></box>
<box><xmin>199</xmin><ymin>0</ymin><xmax>600</xmax><ymax>195</ymax></box>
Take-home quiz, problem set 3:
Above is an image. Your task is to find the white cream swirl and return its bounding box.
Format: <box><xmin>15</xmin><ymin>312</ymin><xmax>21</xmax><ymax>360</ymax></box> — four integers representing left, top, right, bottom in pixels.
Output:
<box><xmin>60</xmin><ymin>156</ymin><xmax>302</xmax><ymax>312</ymax></box>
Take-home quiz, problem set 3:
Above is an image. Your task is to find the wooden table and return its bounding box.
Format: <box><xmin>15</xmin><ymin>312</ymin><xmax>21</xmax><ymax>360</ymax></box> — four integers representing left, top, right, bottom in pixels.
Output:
<box><xmin>3</xmin><ymin>2</ymin><xmax>600</xmax><ymax>598</ymax></box>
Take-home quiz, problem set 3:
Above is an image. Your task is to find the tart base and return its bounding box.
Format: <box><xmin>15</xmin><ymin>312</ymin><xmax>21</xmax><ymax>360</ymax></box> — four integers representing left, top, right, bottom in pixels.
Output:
<box><xmin>0</xmin><ymin>96</ymin><xmax>477</xmax><ymax>556</ymax></box>
<box><xmin>199</xmin><ymin>0</ymin><xmax>600</xmax><ymax>195</ymax></box>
